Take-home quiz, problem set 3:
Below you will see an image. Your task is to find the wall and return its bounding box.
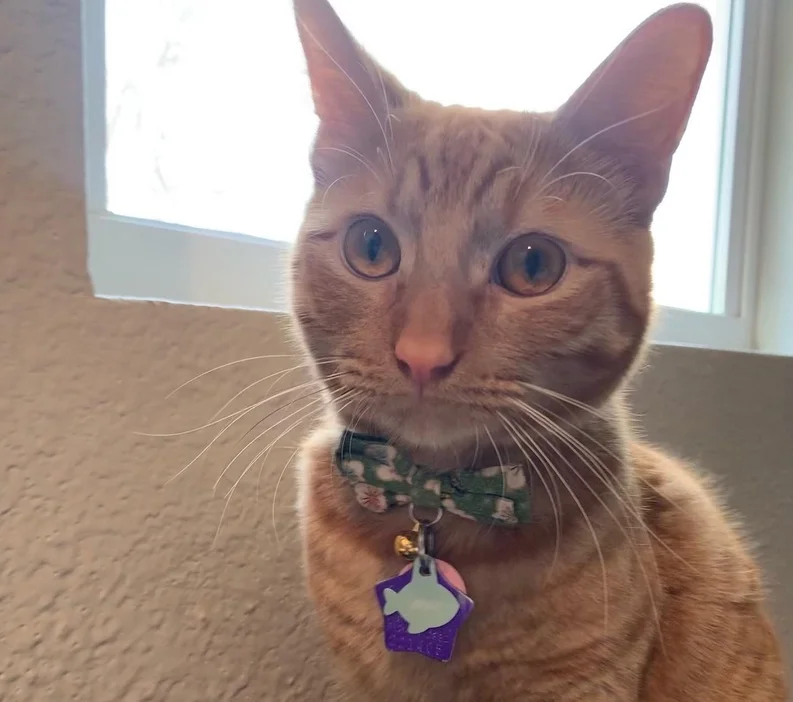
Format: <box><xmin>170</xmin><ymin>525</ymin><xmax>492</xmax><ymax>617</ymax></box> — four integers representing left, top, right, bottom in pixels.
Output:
<box><xmin>0</xmin><ymin>1</ymin><xmax>790</xmax><ymax>700</ymax></box>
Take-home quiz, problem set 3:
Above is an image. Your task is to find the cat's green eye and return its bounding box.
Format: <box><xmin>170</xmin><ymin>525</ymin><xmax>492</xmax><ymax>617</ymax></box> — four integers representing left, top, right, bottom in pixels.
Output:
<box><xmin>494</xmin><ymin>234</ymin><xmax>567</xmax><ymax>297</ymax></box>
<box><xmin>342</xmin><ymin>216</ymin><xmax>401</xmax><ymax>280</ymax></box>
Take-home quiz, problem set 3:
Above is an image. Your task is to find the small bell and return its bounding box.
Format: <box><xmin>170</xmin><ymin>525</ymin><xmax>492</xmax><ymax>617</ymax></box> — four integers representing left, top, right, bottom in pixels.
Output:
<box><xmin>394</xmin><ymin>532</ymin><xmax>419</xmax><ymax>560</ymax></box>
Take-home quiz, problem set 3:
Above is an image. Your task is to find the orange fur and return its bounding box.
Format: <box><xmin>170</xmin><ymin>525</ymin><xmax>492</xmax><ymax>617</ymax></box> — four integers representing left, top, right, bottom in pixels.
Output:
<box><xmin>289</xmin><ymin>1</ymin><xmax>787</xmax><ymax>699</ymax></box>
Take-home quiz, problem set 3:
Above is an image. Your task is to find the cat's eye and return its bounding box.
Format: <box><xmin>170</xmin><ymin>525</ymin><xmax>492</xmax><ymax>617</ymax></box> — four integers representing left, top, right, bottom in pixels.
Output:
<box><xmin>342</xmin><ymin>216</ymin><xmax>401</xmax><ymax>280</ymax></box>
<box><xmin>494</xmin><ymin>234</ymin><xmax>567</xmax><ymax>296</ymax></box>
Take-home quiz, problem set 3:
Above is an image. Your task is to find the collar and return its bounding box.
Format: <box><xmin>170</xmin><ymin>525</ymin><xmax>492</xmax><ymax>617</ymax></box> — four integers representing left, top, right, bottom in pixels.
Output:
<box><xmin>334</xmin><ymin>430</ymin><xmax>531</xmax><ymax>526</ymax></box>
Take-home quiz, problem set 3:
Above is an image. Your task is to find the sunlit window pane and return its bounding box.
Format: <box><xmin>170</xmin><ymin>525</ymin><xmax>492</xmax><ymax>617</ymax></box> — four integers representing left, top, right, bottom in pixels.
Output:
<box><xmin>105</xmin><ymin>0</ymin><xmax>731</xmax><ymax>313</ymax></box>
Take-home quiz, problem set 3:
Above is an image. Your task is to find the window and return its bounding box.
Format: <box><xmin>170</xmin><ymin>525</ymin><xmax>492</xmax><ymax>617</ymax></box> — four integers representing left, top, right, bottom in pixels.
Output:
<box><xmin>83</xmin><ymin>0</ymin><xmax>771</xmax><ymax>350</ymax></box>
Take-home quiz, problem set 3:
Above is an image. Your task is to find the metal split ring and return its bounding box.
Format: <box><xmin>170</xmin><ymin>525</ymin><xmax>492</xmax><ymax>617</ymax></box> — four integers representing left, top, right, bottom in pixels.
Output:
<box><xmin>408</xmin><ymin>503</ymin><xmax>443</xmax><ymax>526</ymax></box>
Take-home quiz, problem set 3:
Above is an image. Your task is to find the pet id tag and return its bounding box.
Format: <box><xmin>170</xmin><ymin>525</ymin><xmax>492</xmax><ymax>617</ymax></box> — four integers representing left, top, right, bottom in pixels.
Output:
<box><xmin>375</xmin><ymin>542</ymin><xmax>473</xmax><ymax>662</ymax></box>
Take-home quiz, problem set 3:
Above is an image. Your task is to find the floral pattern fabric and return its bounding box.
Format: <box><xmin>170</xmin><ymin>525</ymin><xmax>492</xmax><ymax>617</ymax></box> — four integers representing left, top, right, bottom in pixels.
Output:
<box><xmin>334</xmin><ymin>431</ymin><xmax>531</xmax><ymax>526</ymax></box>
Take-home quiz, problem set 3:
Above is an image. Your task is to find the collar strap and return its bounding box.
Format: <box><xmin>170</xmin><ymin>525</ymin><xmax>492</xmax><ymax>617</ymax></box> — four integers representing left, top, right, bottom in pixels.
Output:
<box><xmin>334</xmin><ymin>430</ymin><xmax>531</xmax><ymax>526</ymax></box>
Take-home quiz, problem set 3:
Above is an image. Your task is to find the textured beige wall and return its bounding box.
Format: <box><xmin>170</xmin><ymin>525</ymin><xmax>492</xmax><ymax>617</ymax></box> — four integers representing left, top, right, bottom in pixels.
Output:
<box><xmin>0</xmin><ymin>1</ymin><xmax>790</xmax><ymax>700</ymax></box>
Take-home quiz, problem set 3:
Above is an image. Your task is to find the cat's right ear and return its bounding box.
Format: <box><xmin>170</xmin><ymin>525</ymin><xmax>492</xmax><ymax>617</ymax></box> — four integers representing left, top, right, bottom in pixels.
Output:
<box><xmin>293</xmin><ymin>0</ymin><xmax>406</xmax><ymax>142</ymax></box>
<box><xmin>555</xmin><ymin>3</ymin><xmax>712</xmax><ymax>223</ymax></box>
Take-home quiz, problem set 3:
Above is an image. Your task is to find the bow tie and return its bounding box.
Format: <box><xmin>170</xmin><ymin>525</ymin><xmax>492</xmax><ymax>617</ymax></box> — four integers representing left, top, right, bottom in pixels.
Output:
<box><xmin>334</xmin><ymin>431</ymin><xmax>531</xmax><ymax>526</ymax></box>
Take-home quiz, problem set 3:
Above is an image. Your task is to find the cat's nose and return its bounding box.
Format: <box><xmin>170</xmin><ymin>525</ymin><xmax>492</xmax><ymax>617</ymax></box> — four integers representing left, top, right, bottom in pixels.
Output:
<box><xmin>394</xmin><ymin>335</ymin><xmax>460</xmax><ymax>388</ymax></box>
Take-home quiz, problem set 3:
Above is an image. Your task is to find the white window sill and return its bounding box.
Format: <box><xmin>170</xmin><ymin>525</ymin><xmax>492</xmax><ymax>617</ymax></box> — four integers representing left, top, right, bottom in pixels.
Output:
<box><xmin>88</xmin><ymin>213</ymin><xmax>289</xmax><ymax>312</ymax></box>
<box><xmin>88</xmin><ymin>214</ymin><xmax>755</xmax><ymax>353</ymax></box>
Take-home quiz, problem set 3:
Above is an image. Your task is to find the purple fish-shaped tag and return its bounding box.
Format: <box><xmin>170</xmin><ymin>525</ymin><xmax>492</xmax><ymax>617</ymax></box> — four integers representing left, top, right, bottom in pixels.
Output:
<box><xmin>374</xmin><ymin>557</ymin><xmax>474</xmax><ymax>662</ymax></box>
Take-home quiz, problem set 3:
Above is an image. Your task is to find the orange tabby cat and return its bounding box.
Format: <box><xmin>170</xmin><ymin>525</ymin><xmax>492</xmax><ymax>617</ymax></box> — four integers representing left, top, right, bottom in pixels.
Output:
<box><xmin>290</xmin><ymin>1</ymin><xmax>787</xmax><ymax>699</ymax></box>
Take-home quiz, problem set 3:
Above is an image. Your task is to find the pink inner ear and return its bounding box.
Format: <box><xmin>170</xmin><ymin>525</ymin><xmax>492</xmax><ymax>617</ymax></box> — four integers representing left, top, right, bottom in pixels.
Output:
<box><xmin>553</xmin><ymin>4</ymin><xmax>712</xmax><ymax>218</ymax></box>
<box><xmin>294</xmin><ymin>0</ymin><xmax>407</xmax><ymax>132</ymax></box>
<box><xmin>557</xmin><ymin>4</ymin><xmax>712</xmax><ymax>153</ymax></box>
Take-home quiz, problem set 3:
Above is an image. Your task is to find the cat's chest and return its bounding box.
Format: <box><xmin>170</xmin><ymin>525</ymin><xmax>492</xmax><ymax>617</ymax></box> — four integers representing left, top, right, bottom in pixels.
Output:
<box><xmin>303</xmin><ymin>524</ymin><xmax>647</xmax><ymax>702</ymax></box>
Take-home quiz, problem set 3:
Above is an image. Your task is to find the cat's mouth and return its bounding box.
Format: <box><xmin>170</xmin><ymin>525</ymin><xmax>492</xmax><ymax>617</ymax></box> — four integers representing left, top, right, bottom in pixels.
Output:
<box><xmin>333</xmin><ymin>387</ymin><xmax>506</xmax><ymax>451</ymax></box>
<box><xmin>320</xmin><ymin>364</ymin><xmax>530</xmax><ymax>450</ymax></box>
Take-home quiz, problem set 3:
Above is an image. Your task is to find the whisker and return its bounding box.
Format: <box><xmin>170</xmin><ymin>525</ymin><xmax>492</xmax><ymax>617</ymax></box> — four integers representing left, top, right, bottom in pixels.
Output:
<box><xmin>224</xmin><ymin>382</ymin><xmax>350</xmax><ymax>489</ymax></box>
<box><xmin>509</xmin><ymin>400</ymin><xmax>664</xmax><ymax>647</ymax></box>
<box><xmin>269</xmin><ymin>391</ymin><xmax>360</xmax><ymax>545</ymax></box>
<box><xmin>164</xmin><ymin>354</ymin><xmax>299</xmax><ymax>399</ymax></box>
<box><xmin>315</xmin><ymin>146</ymin><xmax>383</xmax><ymax>183</ymax></box>
<box><xmin>228</xmin><ymin>398</ymin><xmax>335</xmax><ymax>500</ymax></box>
<box><xmin>373</xmin><ymin>64</ymin><xmax>396</xmax><ymax>173</ymax></box>
<box><xmin>165</xmin><ymin>379</ymin><xmax>338</xmax><ymax>486</ymax></box>
<box><xmin>493</xmin><ymin>415</ymin><xmax>563</xmax><ymax>578</ymax></box>
<box><xmin>501</xmin><ymin>412</ymin><xmax>605</xmax><ymax>621</ymax></box>
<box><xmin>534</xmin><ymin>170</ymin><xmax>616</xmax><ymax>198</ymax></box>
<box><xmin>539</xmin><ymin>105</ymin><xmax>664</xmax><ymax>186</ymax></box>
<box><xmin>257</xmin><ymin>390</ymin><xmax>356</xmax><ymax>508</ymax></box>
<box><xmin>521</xmin><ymin>400</ymin><xmax>695</xmax><ymax>573</ymax></box>
<box><xmin>214</xmin><ymin>396</ymin><xmax>325</xmax><ymax>494</ymax></box>
<box><xmin>238</xmin><ymin>377</ymin><xmax>348</xmax><ymax>444</ymax></box>
<box><xmin>339</xmin><ymin>395</ymin><xmax>370</xmax><ymax>477</ymax></box>
<box><xmin>520</xmin><ymin>382</ymin><xmax>608</xmax><ymax>421</ymax></box>
<box><xmin>138</xmin><ymin>397</ymin><xmax>271</xmax><ymax>438</ymax></box>
<box><xmin>213</xmin><ymin>397</ymin><xmax>322</xmax><ymax>549</ymax></box>
<box><xmin>543</xmin><ymin>403</ymin><xmax>691</xmax><ymax>518</ymax></box>
<box><xmin>482</xmin><ymin>423</ymin><xmax>519</xmax><ymax>538</ymax></box>
<box><xmin>321</xmin><ymin>174</ymin><xmax>354</xmax><ymax>208</ymax></box>
<box><xmin>516</xmin><ymin>126</ymin><xmax>542</xmax><ymax>195</ymax></box>
<box><xmin>164</xmin><ymin>399</ymin><xmax>271</xmax><ymax>485</ymax></box>
<box><xmin>149</xmin><ymin>368</ymin><xmax>339</xmax><ymax>440</ymax></box>
<box><xmin>210</xmin><ymin>359</ymin><xmax>338</xmax><ymax>422</ymax></box>
<box><xmin>269</xmin><ymin>446</ymin><xmax>301</xmax><ymax>541</ymax></box>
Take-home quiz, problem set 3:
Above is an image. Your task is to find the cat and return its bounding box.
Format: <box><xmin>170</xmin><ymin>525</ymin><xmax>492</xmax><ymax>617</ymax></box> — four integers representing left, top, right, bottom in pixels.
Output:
<box><xmin>289</xmin><ymin>0</ymin><xmax>788</xmax><ymax>699</ymax></box>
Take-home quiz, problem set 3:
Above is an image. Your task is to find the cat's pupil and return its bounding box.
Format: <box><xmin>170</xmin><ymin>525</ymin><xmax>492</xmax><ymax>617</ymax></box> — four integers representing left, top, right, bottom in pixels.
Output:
<box><xmin>524</xmin><ymin>247</ymin><xmax>544</xmax><ymax>280</ymax></box>
<box><xmin>365</xmin><ymin>231</ymin><xmax>383</xmax><ymax>262</ymax></box>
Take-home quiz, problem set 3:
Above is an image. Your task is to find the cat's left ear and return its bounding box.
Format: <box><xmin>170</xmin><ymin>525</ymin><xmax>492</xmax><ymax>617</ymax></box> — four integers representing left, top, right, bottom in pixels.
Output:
<box><xmin>555</xmin><ymin>3</ymin><xmax>713</xmax><ymax>221</ymax></box>
<box><xmin>293</xmin><ymin>0</ymin><xmax>408</xmax><ymax>143</ymax></box>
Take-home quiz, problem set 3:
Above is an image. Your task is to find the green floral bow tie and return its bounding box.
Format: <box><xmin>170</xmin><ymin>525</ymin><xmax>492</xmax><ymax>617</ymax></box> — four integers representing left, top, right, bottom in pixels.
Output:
<box><xmin>334</xmin><ymin>431</ymin><xmax>531</xmax><ymax>526</ymax></box>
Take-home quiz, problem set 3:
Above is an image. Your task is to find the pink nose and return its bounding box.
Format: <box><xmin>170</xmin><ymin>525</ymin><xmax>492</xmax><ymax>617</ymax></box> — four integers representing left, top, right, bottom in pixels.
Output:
<box><xmin>394</xmin><ymin>335</ymin><xmax>460</xmax><ymax>387</ymax></box>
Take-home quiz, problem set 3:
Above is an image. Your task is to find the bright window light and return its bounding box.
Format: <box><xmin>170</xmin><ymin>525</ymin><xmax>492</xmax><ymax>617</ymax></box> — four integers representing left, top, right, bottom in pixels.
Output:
<box><xmin>104</xmin><ymin>0</ymin><xmax>731</xmax><ymax>314</ymax></box>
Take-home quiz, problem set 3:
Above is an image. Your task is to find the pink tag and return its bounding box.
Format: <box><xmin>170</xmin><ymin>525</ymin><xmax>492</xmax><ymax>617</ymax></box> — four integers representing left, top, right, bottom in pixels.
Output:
<box><xmin>399</xmin><ymin>559</ymin><xmax>467</xmax><ymax>593</ymax></box>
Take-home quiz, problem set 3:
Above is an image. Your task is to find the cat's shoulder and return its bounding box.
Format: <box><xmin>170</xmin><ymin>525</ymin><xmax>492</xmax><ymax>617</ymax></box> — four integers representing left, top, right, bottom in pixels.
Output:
<box><xmin>629</xmin><ymin>440</ymin><xmax>762</xmax><ymax>596</ymax></box>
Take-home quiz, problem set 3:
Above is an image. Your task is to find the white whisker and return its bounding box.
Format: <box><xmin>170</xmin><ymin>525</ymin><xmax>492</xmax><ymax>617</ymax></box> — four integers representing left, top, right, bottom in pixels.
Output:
<box><xmin>269</xmin><ymin>391</ymin><xmax>360</xmax><ymax>545</ymax></box>
<box><xmin>215</xmin><ymin>397</ymin><xmax>319</xmax><ymax>548</ymax></box>
<box><xmin>501</xmin><ymin>412</ymin><xmax>600</xmax><ymax>612</ymax></box>
<box><xmin>138</xmin><ymin>397</ymin><xmax>271</xmax><ymax>438</ymax></box>
<box><xmin>520</xmin><ymin>382</ymin><xmax>608</xmax><ymax>421</ymax></box>
<box><xmin>540</xmin><ymin>106</ymin><xmax>664</xmax><ymax>186</ymax></box>
<box><xmin>210</xmin><ymin>359</ymin><xmax>337</xmax><ymax>422</ymax></box>
<box><xmin>535</xmin><ymin>170</ymin><xmax>616</xmax><ymax>198</ymax></box>
<box><xmin>316</xmin><ymin>146</ymin><xmax>383</xmax><ymax>183</ymax></box>
<box><xmin>214</xmin><ymin>397</ymin><xmax>325</xmax><ymax>494</ymax></box>
<box><xmin>523</xmin><ymin>400</ymin><xmax>694</xmax><ymax>573</ymax></box>
<box><xmin>321</xmin><ymin>175</ymin><xmax>354</xmax><ymax>208</ymax></box>
<box><xmin>164</xmin><ymin>354</ymin><xmax>298</xmax><ymax>399</ymax></box>
<box><xmin>509</xmin><ymin>399</ymin><xmax>665</xmax><ymax>647</ymax></box>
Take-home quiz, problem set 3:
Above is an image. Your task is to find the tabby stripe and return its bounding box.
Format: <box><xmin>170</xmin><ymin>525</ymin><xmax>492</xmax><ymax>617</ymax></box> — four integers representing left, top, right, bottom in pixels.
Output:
<box><xmin>470</xmin><ymin>156</ymin><xmax>512</xmax><ymax>205</ymax></box>
<box><xmin>416</xmin><ymin>152</ymin><xmax>432</xmax><ymax>195</ymax></box>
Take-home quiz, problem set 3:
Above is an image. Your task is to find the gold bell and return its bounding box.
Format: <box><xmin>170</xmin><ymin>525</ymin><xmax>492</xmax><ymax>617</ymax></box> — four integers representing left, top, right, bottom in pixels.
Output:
<box><xmin>393</xmin><ymin>532</ymin><xmax>419</xmax><ymax>560</ymax></box>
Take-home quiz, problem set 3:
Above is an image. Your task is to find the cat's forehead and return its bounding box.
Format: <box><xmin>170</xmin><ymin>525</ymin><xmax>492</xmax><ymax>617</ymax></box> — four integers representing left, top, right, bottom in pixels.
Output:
<box><xmin>391</xmin><ymin>108</ymin><xmax>539</xmax><ymax>204</ymax></box>
<box><xmin>384</xmin><ymin>107</ymin><xmax>551</xmax><ymax>239</ymax></box>
<box><xmin>307</xmin><ymin>103</ymin><xmax>630</xmax><ymax>259</ymax></box>
<box><xmin>375</xmin><ymin>105</ymin><xmax>626</xmax><ymax>254</ymax></box>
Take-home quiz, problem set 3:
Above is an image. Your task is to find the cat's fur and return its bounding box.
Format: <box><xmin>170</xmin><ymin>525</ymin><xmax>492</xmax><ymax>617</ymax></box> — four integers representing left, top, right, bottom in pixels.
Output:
<box><xmin>289</xmin><ymin>1</ymin><xmax>787</xmax><ymax>699</ymax></box>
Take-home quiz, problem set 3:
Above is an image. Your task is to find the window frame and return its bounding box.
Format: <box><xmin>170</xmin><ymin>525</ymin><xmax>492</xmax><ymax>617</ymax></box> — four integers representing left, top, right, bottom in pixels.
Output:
<box><xmin>82</xmin><ymin>0</ymin><xmax>772</xmax><ymax>349</ymax></box>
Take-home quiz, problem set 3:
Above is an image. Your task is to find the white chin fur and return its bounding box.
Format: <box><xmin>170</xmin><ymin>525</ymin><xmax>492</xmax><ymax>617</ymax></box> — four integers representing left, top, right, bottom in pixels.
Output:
<box><xmin>377</xmin><ymin>406</ymin><xmax>475</xmax><ymax>450</ymax></box>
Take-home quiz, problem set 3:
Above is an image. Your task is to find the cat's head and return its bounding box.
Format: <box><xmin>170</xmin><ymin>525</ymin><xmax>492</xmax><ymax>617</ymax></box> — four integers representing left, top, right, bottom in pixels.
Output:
<box><xmin>290</xmin><ymin>0</ymin><xmax>712</xmax><ymax>451</ymax></box>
